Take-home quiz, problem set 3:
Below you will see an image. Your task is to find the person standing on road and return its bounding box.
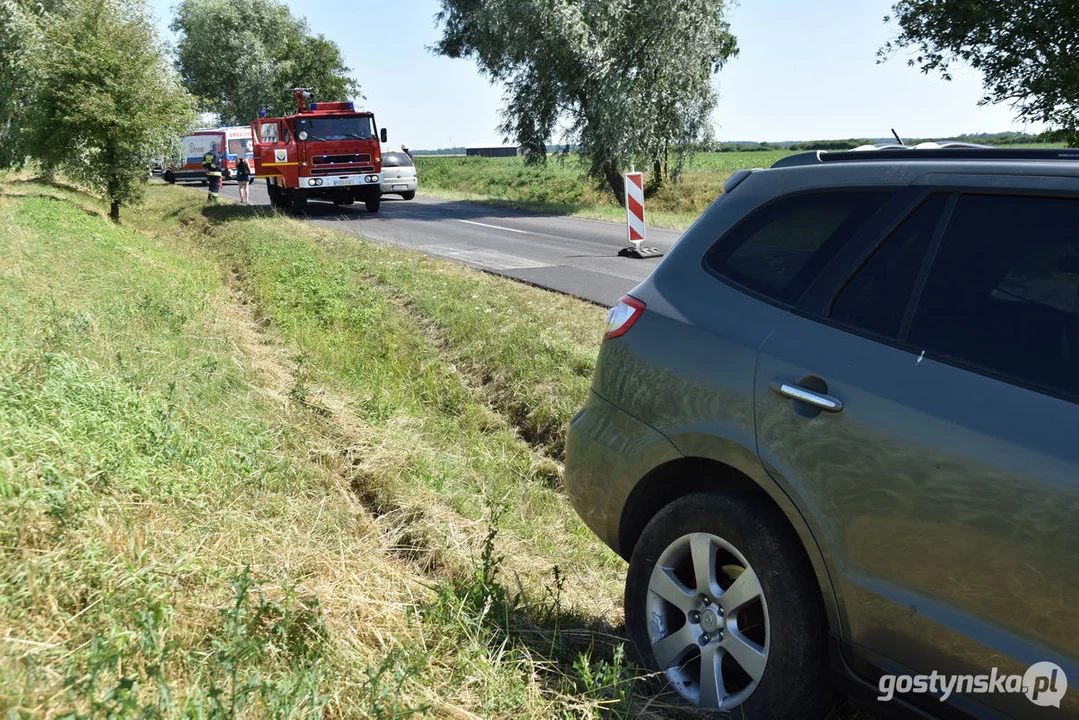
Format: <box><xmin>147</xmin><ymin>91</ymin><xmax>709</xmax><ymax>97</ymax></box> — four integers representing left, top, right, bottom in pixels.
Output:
<box><xmin>203</xmin><ymin>142</ymin><xmax>222</xmax><ymax>202</ymax></box>
<box><xmin>234</xmin><ymin>153</ymin><xmax>252</xmax><ymax>205</ymax></box>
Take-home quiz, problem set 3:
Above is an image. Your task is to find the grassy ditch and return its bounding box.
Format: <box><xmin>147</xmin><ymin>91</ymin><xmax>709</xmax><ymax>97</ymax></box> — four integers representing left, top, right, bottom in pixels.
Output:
<box><xmin>0</xmin><ymin>179</ymin><xmax>651</xmax><ymax>718</ymax></box>
<box><xmin>414</xmin><ymin>150</ymin><xmax>792</xmax><ymax>230</ymax></box>
<box><xmin>0</xmin><ymin>178</ymin><xmax>872</xmax><ymax>719</ymax></box>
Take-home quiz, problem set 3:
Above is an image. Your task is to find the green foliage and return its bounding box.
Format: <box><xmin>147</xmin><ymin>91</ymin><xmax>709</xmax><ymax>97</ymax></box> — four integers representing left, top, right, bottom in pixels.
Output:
<box><xmin>356</xmin><ymin>649</ymin><xmax>430</xmax><ymax>720</ymax></box>
<box><xmin>206</xmin><ymin>566</ymin><xmax>330</xmax><ymax>718</ymax></box>
<box><xmin>171</xmin><ymin>0</ymin><xmax>360</xmax><ymax>125</ymax></box>
<box><xmin>882</xmin><ymin>0</ymin><xmax>1079</xmax><ymax>145</ymax></box>
<box><xmin>25</xmin><ymin>0</ymin><xmax>196</xmax><ymax>218</ymax></box>
<box><xmin>434</xmin><ymin>0</ymin><xmax>739</xmax><ymax>202</ymax></box>
<box><xmin>0</xmin><ymin>0</ymin><xmax>59</xmax><ymax>169</ymax></box>
<box><xmin>788</xmin><ymin>139</ymin><xmax>873</xmax><ymax>151</ymax></box>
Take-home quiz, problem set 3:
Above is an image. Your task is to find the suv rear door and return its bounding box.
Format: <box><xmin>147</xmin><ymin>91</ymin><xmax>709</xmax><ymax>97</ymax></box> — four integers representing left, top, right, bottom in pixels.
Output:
<box><xmin>753</xmin><ymin>183</ymin><xmax>1079</xmax><ymax>717</ymax></box>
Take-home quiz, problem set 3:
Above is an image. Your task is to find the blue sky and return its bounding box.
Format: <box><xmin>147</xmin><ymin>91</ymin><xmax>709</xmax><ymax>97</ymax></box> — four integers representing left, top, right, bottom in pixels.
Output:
<box><xmin>145</xmin><ymin>0</ymin><xmax>1043</xmax><ymax>149</ymax></box>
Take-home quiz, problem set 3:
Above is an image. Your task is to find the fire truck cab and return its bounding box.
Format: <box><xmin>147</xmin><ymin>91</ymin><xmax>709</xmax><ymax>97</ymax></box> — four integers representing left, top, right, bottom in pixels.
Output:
<box><xmin>252</xmin><ymin>91</ymin><xmax>386</xmax><ymax>214</ymax></box>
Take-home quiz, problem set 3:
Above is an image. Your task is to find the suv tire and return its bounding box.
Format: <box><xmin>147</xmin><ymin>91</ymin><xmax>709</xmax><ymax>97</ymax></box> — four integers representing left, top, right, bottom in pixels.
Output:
<box><xmin>625</xmin><ymin>491</ymin><xmax>832</xmax><ymax>719</ymax></box>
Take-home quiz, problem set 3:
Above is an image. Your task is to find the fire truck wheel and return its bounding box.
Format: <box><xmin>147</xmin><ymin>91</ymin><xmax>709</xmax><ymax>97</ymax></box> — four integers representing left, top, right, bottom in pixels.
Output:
<box><xmin>290</xmin><ymin>190</ymin><xmax>308</xmax><ymax>214</ymax></box>
<box><xmin>365</xmin><ymin>198</ymin><xmax>380</xmax><ymax>212</ymax></box>
<box><xmin>267</xmin><ymin>183</ymin><xmax>285</xmax><ymax>209</ymax></box>
<box><xmin>164</xmin><ymin>170</ymin><xmax>175</xmax><ymax>184</ymax></box>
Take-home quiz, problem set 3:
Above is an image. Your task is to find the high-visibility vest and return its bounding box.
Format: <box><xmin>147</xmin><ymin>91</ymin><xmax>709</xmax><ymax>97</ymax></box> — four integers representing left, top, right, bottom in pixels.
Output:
<box><xmin>203</xmin><ymin>152</ymin><xmax>221</xmax><ymax>177</ymax></box>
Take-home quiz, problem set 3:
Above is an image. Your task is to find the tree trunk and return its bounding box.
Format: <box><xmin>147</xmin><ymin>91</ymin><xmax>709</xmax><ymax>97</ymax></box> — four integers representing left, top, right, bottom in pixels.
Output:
<box><xmin>604</xmin><ymin>162</ymin><xmax>626</xmax><ymax>207</ymax></box>
<box><xmin>644</xmin><ymin>158</ymin><xmax>666</xmax><ymax>197</ymax></box>
<box><xmin>110</xmin><ymin>200</ymin><xmax>120</xmax><ymax>222</ymax></box>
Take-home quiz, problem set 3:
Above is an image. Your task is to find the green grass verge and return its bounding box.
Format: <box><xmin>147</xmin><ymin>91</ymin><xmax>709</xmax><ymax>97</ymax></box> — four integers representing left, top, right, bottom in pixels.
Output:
<box><xmin>0</xmin><ymin>179</ymin><xmax>649</xmax><ymax>718</ymax></box>
<box><xmin>1</xmin><ymin>178</ymin><xmax>872</xmax><ymax>719</ymax></box>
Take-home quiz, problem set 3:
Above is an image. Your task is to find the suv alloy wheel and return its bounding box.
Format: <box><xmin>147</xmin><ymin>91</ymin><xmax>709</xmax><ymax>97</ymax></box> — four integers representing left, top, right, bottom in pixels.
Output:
<box><xmin>625</xmin><ymin>491</ymin><xmax>833</xmax><ymax>718</ymax></box>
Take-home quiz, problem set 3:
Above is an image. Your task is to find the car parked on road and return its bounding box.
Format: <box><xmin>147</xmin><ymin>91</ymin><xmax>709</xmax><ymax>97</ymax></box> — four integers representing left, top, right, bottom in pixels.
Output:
<box><xmin>565</xmin><ymin>146</ymin><xmax>1079</xmax><ymax>719</ymax></box>
<box><xmin>380</xmin><ymin>151</ymin><xmax>417</xmax><ymax>200</ymax></box>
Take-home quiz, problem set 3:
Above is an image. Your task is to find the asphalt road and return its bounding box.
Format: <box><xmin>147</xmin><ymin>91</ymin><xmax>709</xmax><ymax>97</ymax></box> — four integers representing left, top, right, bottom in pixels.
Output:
<box><xmin>177</xmin><ymin>178</ymin><xmax>682</xmax><ymax>306</ymax></box>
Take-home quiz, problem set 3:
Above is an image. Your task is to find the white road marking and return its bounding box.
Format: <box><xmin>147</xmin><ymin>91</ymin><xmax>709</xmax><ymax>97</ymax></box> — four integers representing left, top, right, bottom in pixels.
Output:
<box><xmin>457</xmin><ymin>219</ymin><xmax>532</xmax><ymax>235</ymax></box>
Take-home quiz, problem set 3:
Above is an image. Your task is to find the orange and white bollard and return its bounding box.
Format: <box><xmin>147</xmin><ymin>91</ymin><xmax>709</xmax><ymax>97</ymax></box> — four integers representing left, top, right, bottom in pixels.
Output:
<box><xmin>618</xmin><ymin>171</ymin><xmax>663</xmax><ymax>259</ymax></box>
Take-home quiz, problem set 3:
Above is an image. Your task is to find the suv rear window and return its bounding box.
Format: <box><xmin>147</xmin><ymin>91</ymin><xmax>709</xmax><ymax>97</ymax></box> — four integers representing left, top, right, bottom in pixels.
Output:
<box><xmin>382</xmin><ymin>152</ymin><xmax>413</xmax><ymax>167</ymax></box>
<box><xmin>908</xmin><ymin>194</ymin><xmax>1079</xmax><ymax>399</ymax></box>
<box><xmin>705</xmin><ymin>190</ymin><xmax>892</xmax><ymax>305</ymax></box>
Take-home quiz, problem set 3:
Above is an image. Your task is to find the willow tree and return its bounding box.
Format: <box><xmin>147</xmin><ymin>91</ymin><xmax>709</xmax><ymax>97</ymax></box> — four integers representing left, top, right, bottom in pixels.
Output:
<box><xmin>882</xmin><ymin>0</ymin><xmax>1079</xmax><ymax>144</ymax></box>
<box><xmin>435</xmin><ymin>0</ymin><xmax>738</xmax><ymax>202</ymax></box>
<box><xmin>27</xmin><ymin>0</ymin><xmax>196</xmax><ymax>220</ymax></box>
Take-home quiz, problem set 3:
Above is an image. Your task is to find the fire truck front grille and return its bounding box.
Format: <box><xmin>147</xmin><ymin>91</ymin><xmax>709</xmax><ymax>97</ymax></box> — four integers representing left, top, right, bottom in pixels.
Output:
<box><xmin>312</xmin><ymin>153</ymin><xmax>371</xmax><ymax>165</ymax></box>
<box><xmin>311</xmin><ymin>166</ymin><xmax>375</xmax><ymax>175</ymax></box>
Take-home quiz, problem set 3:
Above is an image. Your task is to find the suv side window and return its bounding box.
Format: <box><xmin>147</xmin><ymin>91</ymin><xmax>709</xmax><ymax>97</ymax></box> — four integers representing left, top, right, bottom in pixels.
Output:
<box><xmin>908</xmin><ymin>194</ymin><xmax>1079</xmax><ymax>399</ymax></box>
<box><xmin>830</xmin><ymin>194</ymin><xmax>949</xmax><ymax>339</ymax></box>
<box><xmin>705</xmin><ymin>190</ymin><xmax>893</xmax><ymax>305</ymax></box>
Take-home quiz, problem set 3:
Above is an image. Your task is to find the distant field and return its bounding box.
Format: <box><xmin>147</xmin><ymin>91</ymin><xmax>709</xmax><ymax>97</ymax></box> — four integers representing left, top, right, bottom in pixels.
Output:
<box><xmin>415</xmin><ymin>150</ymin><xmax>792</xmax><ymax>230</ymax></box>
<box><xmin>415</xmin><ymin>144</ymin><xmax>1070</xmax><ymax>230</ymax></box>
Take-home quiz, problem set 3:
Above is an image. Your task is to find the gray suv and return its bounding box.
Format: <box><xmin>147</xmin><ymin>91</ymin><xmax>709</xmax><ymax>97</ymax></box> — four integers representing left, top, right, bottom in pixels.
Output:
<box><xmin>565</xmin><ymin>148</ymin><xmax>1079</xmax><ymax>719</ymax></box>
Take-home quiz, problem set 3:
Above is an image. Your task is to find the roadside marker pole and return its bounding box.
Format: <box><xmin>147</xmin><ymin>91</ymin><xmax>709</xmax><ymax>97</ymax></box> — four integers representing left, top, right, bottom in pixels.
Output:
<box><xmin>618</xmin><ymin>171</ymin><xmax>664</xmax><ymax>259</ymax></box>
<box><xmin>625</xmin><ymin>171</ymin><xmax>646</xmax><ymax>249</ymax></box>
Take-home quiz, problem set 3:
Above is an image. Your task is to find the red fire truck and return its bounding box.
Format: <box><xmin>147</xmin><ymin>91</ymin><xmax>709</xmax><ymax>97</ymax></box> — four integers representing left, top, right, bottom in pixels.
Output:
<box><xmin>251</xmin><ymin>89</ymin><xmax>387</xmax><ymax>213</ymax></box>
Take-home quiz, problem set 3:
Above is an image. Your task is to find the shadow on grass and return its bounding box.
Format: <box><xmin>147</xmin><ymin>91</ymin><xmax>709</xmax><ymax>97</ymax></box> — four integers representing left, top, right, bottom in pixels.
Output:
<box><xmin>201</xmin><ymin>202</ymin><xmax>277</xmax><ymax>224</ymax></box>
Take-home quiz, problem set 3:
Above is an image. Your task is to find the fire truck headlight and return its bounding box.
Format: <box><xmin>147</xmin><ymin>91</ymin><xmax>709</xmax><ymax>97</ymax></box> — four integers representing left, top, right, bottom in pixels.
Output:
<box><xmin>308</xmin><ymin>178</ymin><xmax>317</xmax><ymax>186</ymax></box>
<box><xmin>298</xmin><ymin>131</ymin><xmax>308</xmax><ymax>141</ymax></box>
<box><xmin>365</xmin><ymin>175</ymin><xmax>378</xmax><ymax>183</ymax></box>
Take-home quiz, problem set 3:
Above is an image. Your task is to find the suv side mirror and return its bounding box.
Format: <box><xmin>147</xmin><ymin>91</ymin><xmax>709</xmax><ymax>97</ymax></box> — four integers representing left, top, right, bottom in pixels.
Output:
<box><xmin>380</xmin><ymin>128</ymin><xmax>388</xmax><ymax>143</ymax></box>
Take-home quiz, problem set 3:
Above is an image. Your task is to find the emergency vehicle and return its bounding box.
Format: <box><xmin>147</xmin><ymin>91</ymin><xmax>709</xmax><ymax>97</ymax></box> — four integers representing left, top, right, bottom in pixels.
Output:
<box><xmin>163</xmin><ymin>126</ymin><xmax>254</xmax><ymax>184</ymax></box>
<box><xmin>251</xmin><ymin>89</ymin><xmax>386</xmax><ymax>213</ymax></box>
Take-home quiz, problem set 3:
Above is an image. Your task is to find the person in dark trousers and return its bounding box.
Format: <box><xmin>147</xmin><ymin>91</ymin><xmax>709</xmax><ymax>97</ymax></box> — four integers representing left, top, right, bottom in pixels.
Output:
<box><xmin>203</xmin><ymin>142</ymin><xmax>222</xmax><ymax>201</ymax></box>
<box><xmin>234</xmin><ymin>152</ymin><xmax>252</xmax><ymax>205</ymax></box>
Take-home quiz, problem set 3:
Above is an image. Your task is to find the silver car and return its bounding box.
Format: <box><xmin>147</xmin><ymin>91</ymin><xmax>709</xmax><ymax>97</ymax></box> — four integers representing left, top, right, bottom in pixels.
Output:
<box><xmin>564</xmin><ymin>146</ymin><xmax>1079</xmax><ymax>719</ymax></box>
<box><xmin>380</xmin><ymin>151</ymin><xmax>417</xmax><ymax>200</ymax></box>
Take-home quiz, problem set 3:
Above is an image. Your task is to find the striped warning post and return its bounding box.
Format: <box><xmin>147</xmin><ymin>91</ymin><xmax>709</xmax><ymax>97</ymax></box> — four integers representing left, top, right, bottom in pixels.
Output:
<box><xmin>624</xmin><ymin>171</ymin><xmax>645</xmax><ymax>248</ymax></box>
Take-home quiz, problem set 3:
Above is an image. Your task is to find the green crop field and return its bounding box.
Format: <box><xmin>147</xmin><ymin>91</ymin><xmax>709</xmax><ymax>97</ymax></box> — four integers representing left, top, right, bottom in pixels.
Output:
<box><xmin>415</xmin><ymin>150</ymin><xmax>793</xmax><ymax>230</ymax></box>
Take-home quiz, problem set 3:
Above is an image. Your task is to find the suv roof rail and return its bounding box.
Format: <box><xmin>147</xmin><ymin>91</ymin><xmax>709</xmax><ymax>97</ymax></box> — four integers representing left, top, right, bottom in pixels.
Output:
<box><xmin>771</xmin><ymin>147</ymin><xmax>1079</xmax><ymax>169</ymax></box>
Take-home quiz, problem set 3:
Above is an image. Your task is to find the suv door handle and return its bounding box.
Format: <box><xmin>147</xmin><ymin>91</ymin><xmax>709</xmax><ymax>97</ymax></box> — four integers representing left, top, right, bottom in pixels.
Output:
<box><xmin>770</xmin><ymin>382</ymin><xmax>844</xmax><ymax>412</ymax></box>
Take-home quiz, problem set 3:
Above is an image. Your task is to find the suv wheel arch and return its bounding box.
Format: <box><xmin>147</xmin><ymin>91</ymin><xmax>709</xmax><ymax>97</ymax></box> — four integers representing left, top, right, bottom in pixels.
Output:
<box><xmin>618</xmin><ymin>456</ymin><xmax>842</xmax><ymax>635</ymax></box>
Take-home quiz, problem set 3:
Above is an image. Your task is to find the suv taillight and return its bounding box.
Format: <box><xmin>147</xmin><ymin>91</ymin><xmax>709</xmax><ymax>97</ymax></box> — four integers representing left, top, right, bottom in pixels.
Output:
<box><xmin>604</xmin><ymin>296</ymin><xmax>645</xmax><ymax>340</ymax></box>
